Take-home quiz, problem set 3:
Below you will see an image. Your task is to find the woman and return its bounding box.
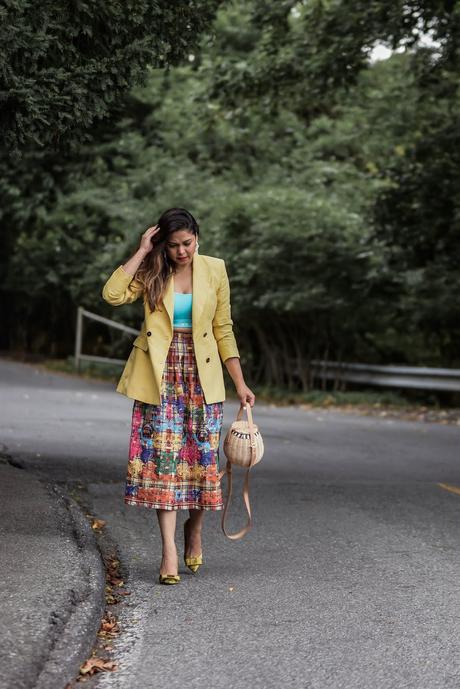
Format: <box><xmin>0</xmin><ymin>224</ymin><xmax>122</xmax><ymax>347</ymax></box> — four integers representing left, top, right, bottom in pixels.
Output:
<box><xmin>102</xmin><ymin>207</ymin><xmax>255</xmax><ymax>585</ymax></box>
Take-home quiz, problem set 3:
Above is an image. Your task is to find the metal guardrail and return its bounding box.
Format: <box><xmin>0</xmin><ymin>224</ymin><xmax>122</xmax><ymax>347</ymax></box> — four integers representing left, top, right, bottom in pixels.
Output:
<box><xmin>310</xmin><ymin>360</ymin><xmax>460</xmax><ymax>392</ymax></box>
<box><xmin>74</xmin><ymin>306</ymin><xmax>138</xmax><ymax>371</ymax></box>
<box><xmin>75</xmin><ymin>307</ymin><xmax>460</xmax><ymax>391</ymax></box>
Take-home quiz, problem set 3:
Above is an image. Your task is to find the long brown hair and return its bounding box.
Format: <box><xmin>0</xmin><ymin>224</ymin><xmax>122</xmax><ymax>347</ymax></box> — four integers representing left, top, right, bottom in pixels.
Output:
<box><xmin>136</xmin><ymin>207</ymin><xmax>200</xmax><ymax>313</ymax></box>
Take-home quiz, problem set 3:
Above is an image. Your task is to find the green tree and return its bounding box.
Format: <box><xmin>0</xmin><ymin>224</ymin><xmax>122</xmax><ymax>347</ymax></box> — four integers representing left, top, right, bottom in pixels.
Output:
<box><xmin>2</xmin><ymin>0</ymin><xmax>459</xmax><ymax>382</ymax></box>
<box><xmin>0</xmin><ymin>0</ymin><xmax>223</xmax><ymax>152</ymax></box>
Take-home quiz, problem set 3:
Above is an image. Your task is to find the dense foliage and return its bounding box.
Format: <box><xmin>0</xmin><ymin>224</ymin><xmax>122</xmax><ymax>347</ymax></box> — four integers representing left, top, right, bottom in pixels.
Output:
<box><xmin>1</xmin><ymin>0</ymin><xmax>459</xmax><ymax>389</ymax></box>
<box><xmin>0</xmin><ymin>0</ymin><xmax>223</xmax><ymax>151</ymax></box>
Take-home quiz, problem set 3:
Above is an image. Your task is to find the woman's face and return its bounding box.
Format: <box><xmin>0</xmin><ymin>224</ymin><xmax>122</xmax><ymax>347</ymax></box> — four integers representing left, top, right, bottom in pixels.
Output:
<box><xmin>165</xmin><ymin>229</ymin><xmax>197</xmax><ymax>267</ymax></box>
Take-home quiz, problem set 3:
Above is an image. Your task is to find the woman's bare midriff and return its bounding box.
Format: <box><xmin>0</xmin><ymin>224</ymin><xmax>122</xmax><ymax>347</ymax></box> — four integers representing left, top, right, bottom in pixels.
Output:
<box><xmin>174</xmin><ymin>327</ymin><xmax>192</xmax><ymax>333</ymax></box>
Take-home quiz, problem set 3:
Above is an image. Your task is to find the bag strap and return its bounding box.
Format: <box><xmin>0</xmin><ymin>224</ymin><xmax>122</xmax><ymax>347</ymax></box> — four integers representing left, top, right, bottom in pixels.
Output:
<box><xmin>219</xmin><ymin>404</ymin><xmax>258</xmax><ymax>540</ymax></box>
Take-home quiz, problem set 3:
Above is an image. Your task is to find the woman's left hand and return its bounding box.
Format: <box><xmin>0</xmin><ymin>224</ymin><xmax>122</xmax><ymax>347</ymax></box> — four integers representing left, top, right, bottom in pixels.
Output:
<box><xmin>236</xmin><ymin>383</ymin><xmax>256</xmax><ymax>407</ymax></box>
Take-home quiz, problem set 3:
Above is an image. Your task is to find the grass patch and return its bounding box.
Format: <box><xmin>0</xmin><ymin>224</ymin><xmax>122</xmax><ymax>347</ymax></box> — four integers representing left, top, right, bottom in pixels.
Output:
<box><xmin>42</xmin><ymin>359</ymin><xmax>451</xmax><ymax>412</ymax></box>
<box><xmin>42</xmin><ymin>357</ymin><xmax>122</xmax><ymax>383</ymax></box>
<box><xmin>231</xmin><ymin>385</ymin><xmax>425</xmax><ymax>409</ymax></box>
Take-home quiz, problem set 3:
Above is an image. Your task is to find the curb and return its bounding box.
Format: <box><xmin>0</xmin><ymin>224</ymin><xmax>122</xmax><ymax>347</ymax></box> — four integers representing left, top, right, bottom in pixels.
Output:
<box><xmin>33</xmin><ymin>484</ymin><xmax>106</xmax><ymax>689</ymax></box>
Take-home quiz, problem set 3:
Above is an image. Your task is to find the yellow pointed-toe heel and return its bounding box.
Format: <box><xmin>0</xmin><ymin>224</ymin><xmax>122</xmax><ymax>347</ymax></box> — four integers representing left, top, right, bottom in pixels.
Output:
<box><xmin>184</xmin><ymin>553</ymin><xmax>203</xmax><ymax>573</ymax></box>
<box><xmin>159</xmin><ymin>573</ymin><xmax>181</xmax><ymax>585</ymax></box>
<box><xmin>184</xmin><ymin>519</ymin><xmax>203</xmax><ymax>574</ymax></box>
<box><xmin>159</xmin><ymin>554</ymin><xmax>180</xmax><ymax>585</ymax></box>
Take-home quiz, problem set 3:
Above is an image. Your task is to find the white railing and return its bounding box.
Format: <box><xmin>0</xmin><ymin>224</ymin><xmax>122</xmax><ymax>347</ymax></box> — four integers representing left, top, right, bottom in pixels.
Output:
<box><xmin>74</xmin><ymin>306</ymin><xmax>138</xmax><ymax>371</ymax></box>
<box><xmin>75</xmin><ymin>307</ymin><xmax>460</xmax><ymax>391</ymax></box>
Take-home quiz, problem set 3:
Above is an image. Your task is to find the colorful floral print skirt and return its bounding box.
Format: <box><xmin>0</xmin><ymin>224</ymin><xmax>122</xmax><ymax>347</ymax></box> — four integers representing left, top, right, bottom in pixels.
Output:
<box><xmin>124</xmin><ymin>331</ymin><xmax>224</xmax><ymax>511</ymax></box>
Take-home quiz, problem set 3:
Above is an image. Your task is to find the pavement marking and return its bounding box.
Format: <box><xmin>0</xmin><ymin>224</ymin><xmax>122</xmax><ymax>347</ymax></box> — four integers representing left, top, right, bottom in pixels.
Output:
<box><xmin>437</xmin><ymin>482</ymin><xmax>460</xmax><ymax>496</ymax></box>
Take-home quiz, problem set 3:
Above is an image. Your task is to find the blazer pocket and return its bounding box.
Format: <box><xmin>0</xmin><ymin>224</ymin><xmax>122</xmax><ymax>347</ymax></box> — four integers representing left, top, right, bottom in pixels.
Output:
<box><xmin>133</xmin><ymin>335</ymin><xmax>149</xmax><ymax>351</ymax></box>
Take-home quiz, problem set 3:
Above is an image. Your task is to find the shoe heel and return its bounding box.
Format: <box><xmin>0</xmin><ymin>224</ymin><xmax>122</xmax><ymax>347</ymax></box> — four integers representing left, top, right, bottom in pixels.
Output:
<box><xmin>184</xmin><ymin>519</ymin><xmax>203</xmax><ymax>573</ymax></box>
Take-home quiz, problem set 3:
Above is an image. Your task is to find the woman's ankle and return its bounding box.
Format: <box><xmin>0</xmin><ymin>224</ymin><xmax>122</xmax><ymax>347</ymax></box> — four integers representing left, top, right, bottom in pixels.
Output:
<box><xmin>162</xmin><ymin>544</ymin><xmax>177</xmax><ymax>556</ymax></box>
<box><xmin>160</xmin><ymin>549</ymin><xmax>178</xmax><ymax>574</ymax></box>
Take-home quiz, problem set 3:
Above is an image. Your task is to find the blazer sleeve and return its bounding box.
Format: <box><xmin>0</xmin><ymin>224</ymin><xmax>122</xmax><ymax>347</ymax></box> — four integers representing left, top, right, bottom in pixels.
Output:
<box><xmin>101</xmin><ymin>265</ymin><xmax>144</xmax><ymax>306</ymax></box>
<box><xmin>212</xmin><ymin>260</ymin><xmax>240</xmax><ymax>362</ymax></box>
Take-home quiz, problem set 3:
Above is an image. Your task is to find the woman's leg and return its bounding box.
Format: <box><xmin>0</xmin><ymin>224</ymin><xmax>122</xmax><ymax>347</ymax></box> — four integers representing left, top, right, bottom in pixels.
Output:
<box><xmin>185</xmin><ymin>509</ymin><xmax>204</xmax><ymax>558</ymax></box>
<box><xmin>156</xmin><ymin>509</ymin><xmax>178</xmax><ymax>575</ymax></box>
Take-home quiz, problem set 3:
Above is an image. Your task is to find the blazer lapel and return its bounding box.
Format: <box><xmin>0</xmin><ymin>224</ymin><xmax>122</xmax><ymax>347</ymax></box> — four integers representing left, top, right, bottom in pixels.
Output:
<box><xmin>162</xmin><ymin>266</ymin><xmax>174</xmax><ymax>325</ymax></box>
<box><xmin>162</xmin><ymin>253</ymin><xmax>209</xmax><ymax>329</ymax></box>
<box><xmin>192</xmin><ymin>253</ymin><xmax>209</xmax><ymax>329</ymax></box>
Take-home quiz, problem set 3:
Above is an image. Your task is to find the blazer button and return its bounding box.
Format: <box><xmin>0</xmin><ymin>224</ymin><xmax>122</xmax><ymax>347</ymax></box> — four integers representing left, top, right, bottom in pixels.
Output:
<box><xmin>206</xmin><ymin>357</ymin><xmax>210</xmax><ymax>363</ymax></box>
<box><xmin>147</xmin><ymin>331</ymin><xmax>152</xmax><ymax>336</ymax></box>
<box><xmin>203</xmin><ymin>332</ymin><xmax>207</xmax><ymax>337</ymax></box>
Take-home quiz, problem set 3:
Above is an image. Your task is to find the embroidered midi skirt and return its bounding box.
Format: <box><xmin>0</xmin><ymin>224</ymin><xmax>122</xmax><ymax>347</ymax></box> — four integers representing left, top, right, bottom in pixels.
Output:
<box><xmin>124</xmin><ymin>331</ymin><xmax>224</xmax><ymax>511</ymax></box>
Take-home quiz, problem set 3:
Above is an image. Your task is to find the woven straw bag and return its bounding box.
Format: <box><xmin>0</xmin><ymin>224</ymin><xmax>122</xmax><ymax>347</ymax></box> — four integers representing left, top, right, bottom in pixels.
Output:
<box><xmin>219</xmin><ymin>404</ymin><xmax>264</xmax><ymax>540</ymax></box>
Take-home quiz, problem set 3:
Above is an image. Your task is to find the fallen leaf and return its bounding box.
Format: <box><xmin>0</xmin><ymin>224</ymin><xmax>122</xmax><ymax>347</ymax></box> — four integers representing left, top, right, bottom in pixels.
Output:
<box><xmin>80</xmin><ymin>656</ymin><xmax>118</xmax><ymax>675</ymax></box>
<box><xmin>99</xmin><ymin>616</ymin><xmax>120</xmax><ymax>634</ymax></box>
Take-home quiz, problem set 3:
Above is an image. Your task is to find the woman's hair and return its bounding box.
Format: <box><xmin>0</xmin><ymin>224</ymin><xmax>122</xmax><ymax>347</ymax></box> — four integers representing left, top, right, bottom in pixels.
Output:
<box><xmin>136</xmin><ymin>207</ymin><xmax>200</xmax><ymax>313</ymax></box>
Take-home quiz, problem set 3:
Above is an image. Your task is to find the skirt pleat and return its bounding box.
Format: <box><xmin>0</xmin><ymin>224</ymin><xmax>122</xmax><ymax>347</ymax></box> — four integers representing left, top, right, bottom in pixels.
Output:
<box><xmin>124</xmin><ymin>331</ymin><xmax>224</xmax><ymax>510</ymax></box>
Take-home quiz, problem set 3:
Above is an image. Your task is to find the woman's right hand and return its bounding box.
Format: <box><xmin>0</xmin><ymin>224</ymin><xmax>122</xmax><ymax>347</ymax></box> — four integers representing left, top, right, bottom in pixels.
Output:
<box><xmin>139</xmin><ymin>224</ymin><xmax>160</xmax><ymax>255</ymax></box>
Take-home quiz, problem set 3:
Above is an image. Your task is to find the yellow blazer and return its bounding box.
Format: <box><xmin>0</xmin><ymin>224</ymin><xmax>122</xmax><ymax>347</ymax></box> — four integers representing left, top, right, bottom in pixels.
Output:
<box><xmin>101</xmin><ymin>253</ymin><xmax>240</xmax><ymax>405</ymax></box>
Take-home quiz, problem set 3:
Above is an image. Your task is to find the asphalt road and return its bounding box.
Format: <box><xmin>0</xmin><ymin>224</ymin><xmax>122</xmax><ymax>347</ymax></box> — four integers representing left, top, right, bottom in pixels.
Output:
<box><xmin>1</xmin><ymin>359</ymin><xmax>460</xmax><ymax>689</ymax></box>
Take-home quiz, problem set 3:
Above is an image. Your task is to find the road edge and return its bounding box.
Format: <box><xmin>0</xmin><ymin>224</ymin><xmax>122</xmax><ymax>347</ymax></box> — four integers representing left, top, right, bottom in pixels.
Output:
<box><xmin>34</xmin><ymin>484</ymin><xmax>106</xmax><ymax>689</ymax></box>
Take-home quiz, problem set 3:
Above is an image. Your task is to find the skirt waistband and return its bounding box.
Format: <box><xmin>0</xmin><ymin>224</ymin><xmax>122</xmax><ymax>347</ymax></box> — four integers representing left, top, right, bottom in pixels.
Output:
<box><xmin>172</xmin><ymin>330</ymin><xmax>193</xmax><ymax>338</ymax></box>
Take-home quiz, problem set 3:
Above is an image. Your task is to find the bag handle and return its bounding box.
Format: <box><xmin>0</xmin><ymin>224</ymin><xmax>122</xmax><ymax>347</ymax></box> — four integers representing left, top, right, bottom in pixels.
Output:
<box><xmin>236</xmin><ymin>402</ymin><xmax>257</xmax><ymax>466</ymax></box>
<box><xmin>219</xmin><ymin>404</ymin><xmax>257</xmax><ymax>540</ymax></box>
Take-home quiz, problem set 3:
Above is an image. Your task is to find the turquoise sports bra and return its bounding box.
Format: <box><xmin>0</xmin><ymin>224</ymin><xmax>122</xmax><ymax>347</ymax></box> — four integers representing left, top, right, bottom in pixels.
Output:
<box><xmin>173</xmin><ymin>292</ymin><xmax>192</xmax><ymax>328</ymax></box>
